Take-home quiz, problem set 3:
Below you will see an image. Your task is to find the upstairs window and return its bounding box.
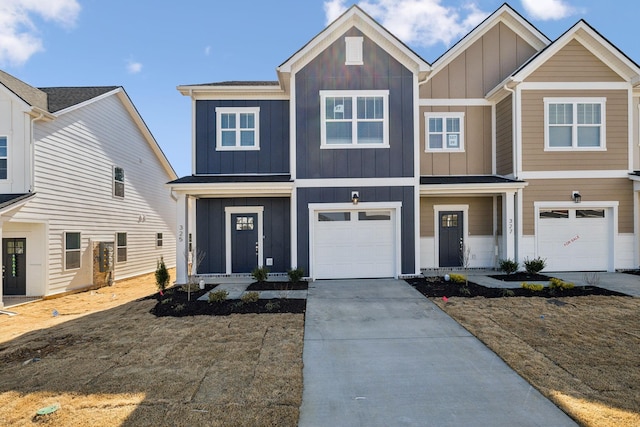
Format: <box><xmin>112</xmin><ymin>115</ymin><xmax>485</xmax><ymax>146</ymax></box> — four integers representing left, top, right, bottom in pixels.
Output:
<box><xmin>320</xmin><ymin>90</ymin><xmax>389</xmax><ymax>148</ymax></box>
<box><xmin>216</xmin><ymin>107</ymin><xmax>260</xmax><ymax>150</ymax></box>
<box><xmin>0</xmin><ymin>136</ymin><xmax>6</xmax><ymax>179</ymax></box>
<box><xmin>544</xmin><ymin>98</ymin><xmax>605</xmax><ymax>150</ymax></box>
<box><xmin>114</xmin><ymin>166</ymin><xmax>125</xmax><ymax>197</ymax></box>
<box><xmin>425</xmin><ymin>112</ymin><xmax>465</xmax><ymax>152</ymax></box>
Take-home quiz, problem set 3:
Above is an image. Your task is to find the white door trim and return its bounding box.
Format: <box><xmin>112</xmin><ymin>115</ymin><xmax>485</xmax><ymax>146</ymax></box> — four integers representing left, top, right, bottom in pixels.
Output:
<box><xmin>224</xmin><ymin>206</ymin><xmax>264</xmax><ymax>274</ymax></box>
<box><xmin>308</xmin><ymin>202</ymin><xmax>402</xmax><ymax>280</ymax></box>
<box><xmin>433</xmin><ymin>204</ymin><xmax>469</xmax><ymax>268</ymax></box>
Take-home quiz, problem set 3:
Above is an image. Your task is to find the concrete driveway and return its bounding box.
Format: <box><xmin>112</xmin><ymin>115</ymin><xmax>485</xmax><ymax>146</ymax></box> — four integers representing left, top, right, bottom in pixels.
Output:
<box><xmin>298</xmin><ymin>279</ymin><xmax>577</xmax><ymax>427</ymax></box>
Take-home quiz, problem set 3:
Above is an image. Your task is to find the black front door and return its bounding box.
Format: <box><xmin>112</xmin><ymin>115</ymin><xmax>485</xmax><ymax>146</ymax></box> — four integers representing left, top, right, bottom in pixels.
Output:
<box><xmin>3</xmin><ymin>238</ymin><xmax>26</xmax><ymax>295</ymax></box>
<box><xmin>439</xmin><ymin>211</ymin><xmax>463</xmax><ymax>267</ymax></box>
<box><xmin>231</xmin><ymin>213</ymin><xmax>258</xmax><ymax>273</ymax></box>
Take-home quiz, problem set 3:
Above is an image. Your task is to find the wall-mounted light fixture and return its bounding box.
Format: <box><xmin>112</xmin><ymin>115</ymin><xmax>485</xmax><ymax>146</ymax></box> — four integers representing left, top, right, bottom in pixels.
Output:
<box><xmin>572</xmin><ymin>191</ymin><xmax>581</xmax><ymax>203</ymax></box>
<box><xmin>351</xmin><ymin>191</ymin><xmax>360</xmax><ymax>205</ymax></box>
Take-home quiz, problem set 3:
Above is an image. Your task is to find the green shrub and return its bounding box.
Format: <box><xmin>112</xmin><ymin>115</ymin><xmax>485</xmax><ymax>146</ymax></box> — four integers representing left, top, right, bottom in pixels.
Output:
<box><xmin>208</xmin><ymin>289</ymin><xmax>228</xmax><ymax>303</ymax></box>
<box><xmin>524</xmin><ymin>257</ymin><xmax>546</xmax><ymax>274</ymax></box>
<box><xmin>251</xmin><ymin>266</ymin><xmax>269</xmax><ymax>282</ymax></box>
<box><xmin>155</xmin><ymin>257</ymin><xmax>170</xmax><ymax>292</ymax></box>
<box><xmin>500</xmin><ymin>289</ymin><xmax>515</xmax><ymax>297</ymax></box>
<box><xmin>521</xmin><ymin>282</ymin><xmax>544</xmax><ymax>292</ymax></box>
<box><xmin>265</xmin><ymin>301</ymin><xmax>280</xmax><ymax>312</ymax></box>
<box><xmin>241</xmin><ymin>291</ymin><xmax>260</xmax><ymax>303</ymax></box>
<box><xmin>459</xmin><ymin>285</ymin><xmax>471</xmax><ymax>296</ymax></box>
<box><xmin>449</xmin><ymin>273</ymin><xmax>466</xmax><ymax>283</ymax></box>
<box><xmin>499</xmin><ymin>258</ymin><xmax>519</xmax><ymax>275</ymax></box>
<box><xmin>287</xmin><ymin>267</ymin><xmax>305</xmax><ymax>283</ymax></box>
<box><xmin>549</xmin><ymin>277</ymin><xmax>575</xmax><ymax>290</ymax></box>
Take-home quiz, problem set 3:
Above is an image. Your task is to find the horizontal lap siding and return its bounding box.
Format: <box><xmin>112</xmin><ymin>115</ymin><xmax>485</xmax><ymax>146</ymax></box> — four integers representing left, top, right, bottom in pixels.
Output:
<box><xmin>420</xmin><ymin>106</ymin><xmax>492</xmax><ymax>175</ymax></box>
<box><xmin>496</xmin><ymin>96</ymin><xmax>513</xmax><ymax>175</ymax></box>
<box><xmin>195</xmin><ymin>100</ymin><xmax>289</xmax><ymax>174</ymax></box>
<box><xmin>296</xmin><ymin>28</ymin><xmax>413</xmax><ymax>179</ymax></box>
<box><xmin>296</xmin><ymin>186</ymin><xmax>414</xmax><ymax>275</ymax></box>
<box><xmin>521</xmin><ymin>90</ymin><xmax>628</xmax><ymax>171</ymax></box>
<box><xmin>420</xmin><ymin>196</ymin><xmax>494</xmax><ymax>237</ymax></box>
<box><xmin>196</xmin><ymin>198</ymin><xmax>290</xmax><ymax>274</ymax></box>
<box><xmin>522</xmin><ymin>178</ymin><xmax>633</xmax><ymax>235</ymax></box>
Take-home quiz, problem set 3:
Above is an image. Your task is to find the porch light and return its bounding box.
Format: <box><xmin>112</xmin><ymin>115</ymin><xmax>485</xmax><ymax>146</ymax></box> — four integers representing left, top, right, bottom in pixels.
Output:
<box><xmin>351</xmin><ymin>191</ymin><xmax>360</xmax><ymax>205</ymax></box>
<box><xmin>572</xmin><ymin>191</ymin><xmax>581</xmax><ymax>203</ymax></box>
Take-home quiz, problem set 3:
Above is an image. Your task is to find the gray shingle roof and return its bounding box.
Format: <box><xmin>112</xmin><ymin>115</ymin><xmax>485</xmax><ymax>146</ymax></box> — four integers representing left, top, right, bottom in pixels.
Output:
<box><xmin>0</xmin><ymin>193</ymin><xmax>34</xmax><ymax>210</ymax></box>
<box><xmin>168</xmin><ymin>174</ymin><xmax>292</xmax><ymax>185</ymax></box>
<box><xmin>420</xmin><ymin>175</ymin><xmax>524</xmax><ymax>185</ymax></box>
<box><xmin>0</xmin><ymin>70</ymin><xmax>48</xmax><ymax>110</ymax></box>
<box><xmin>39</xmin><ymin>86</ymin><xmax>119</xmax><ymax>113</ymax></box>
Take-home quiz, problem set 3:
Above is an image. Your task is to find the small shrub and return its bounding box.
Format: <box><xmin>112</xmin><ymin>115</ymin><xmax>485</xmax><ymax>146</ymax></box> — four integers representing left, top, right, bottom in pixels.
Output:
<box><xmin>549</xmin><ymin>277</ymin><xmax>575</xmax><ymax>291</ymax></box>
<box><xmin>459</xmin><ymin>285</ymin><xmax>471</xmax><ymax>296</ymax></box>
<box><xmin>265</xmin><ymin>301</ymin><xmax>280</xmax><ymax>312</ymax></box>
<box><xmin>251</xmin><ymin>266</ymin><xmax>269</xmax><ymax>283</ymax></box>
<box><xmin>208</xmin><ymin>289</ymin><xmax>228</xmax><ymax>303</ymax></box>
<box><xmin>524</xmin><ymin>257</ymin><xmax>546</xmax><ymax>274</ymax></box>
<box><xmin>179</xmin><ymin>282</ymin><xmax>200</xmax><ymax>293</ymax></box>
<box><xmin>287</xmin><ymin>267</ymin><xmax>305</xmax><ymax>283</ymax></box>
<box><xmin>500</xmin><ymin>289</ymin><xmax>515</xmax><ymax>297</ymax></box>
<box><xmin>155</xmin><ymin>257</ymin><xmax>170</xmax><ymax>292</ymax></box>
<box><xmin>449</xmin><ymin>273</ymin><xmax>466</xmax><ymax>284</ymax></box>
<box><xmin>241</xmin><ymin>291</ymin><xmax>260</xmax><ymax>303</ymax></box>
<box><xmin>499</xmin><ymin>259</ymin><xmax>519</xmax><ymax>275</ymax></box>
<box><xmin>521</xmin><ymin>282</ymin><xmax>544</xmax><ymax>292</ymax></box>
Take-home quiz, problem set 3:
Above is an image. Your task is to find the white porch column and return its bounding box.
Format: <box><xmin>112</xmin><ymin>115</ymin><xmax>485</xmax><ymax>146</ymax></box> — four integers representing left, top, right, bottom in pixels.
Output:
<box><xmin>175</xmin><ymin>193</ymin><xmax>189</xmax><ymax>285</ymax></box>
<box><xmin>502</xmin><ymin>190</ymin><xmax>516</xmax><ymax>261</ymax></box>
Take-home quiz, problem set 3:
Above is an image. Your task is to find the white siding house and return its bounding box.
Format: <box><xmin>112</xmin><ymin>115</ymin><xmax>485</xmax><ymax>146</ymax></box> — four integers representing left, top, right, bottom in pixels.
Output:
<box><xmin>0</xmin><ymin>71</ymin><xmax>177</xmax><ymax>307</ymax></box>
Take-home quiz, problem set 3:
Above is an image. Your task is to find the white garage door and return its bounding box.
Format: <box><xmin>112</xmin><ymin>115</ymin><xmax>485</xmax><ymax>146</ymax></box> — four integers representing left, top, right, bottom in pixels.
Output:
<box><xmin>313</xmin><ymin>210</ymin><xmax>395</xmax><ymax>279</ymax></box>
<box><xmin>537</xmin><ymin>208</ymin><xmax>611</xmax><ymax>271</ymax></box>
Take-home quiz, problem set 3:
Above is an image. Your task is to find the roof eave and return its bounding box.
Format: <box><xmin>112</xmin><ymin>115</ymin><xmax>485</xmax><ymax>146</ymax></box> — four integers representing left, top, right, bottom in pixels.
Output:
<box><xmin>420</xmin><ymin>181</ymin><xmax>528</xmax><ymax>195</ymax></box>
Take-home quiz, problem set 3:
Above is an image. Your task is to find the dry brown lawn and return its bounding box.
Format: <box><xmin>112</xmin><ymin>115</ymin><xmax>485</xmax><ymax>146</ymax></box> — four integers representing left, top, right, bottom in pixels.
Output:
<box><xmin>433</xmin><ymin>296</ymin><xmax>640</xmax><ymax>427</ymax></box>
<box><xmin>0</xmin><ymin>270</ymin><xmax>304</xmax><ymax>426</ymax></box>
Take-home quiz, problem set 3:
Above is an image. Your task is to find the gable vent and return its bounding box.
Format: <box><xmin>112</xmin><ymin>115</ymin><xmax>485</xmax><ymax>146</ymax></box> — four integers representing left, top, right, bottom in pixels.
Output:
<box><xmin>345</xmin><ymin>37</ymin><xmax>364</xmax><ymax>65</ymax></box>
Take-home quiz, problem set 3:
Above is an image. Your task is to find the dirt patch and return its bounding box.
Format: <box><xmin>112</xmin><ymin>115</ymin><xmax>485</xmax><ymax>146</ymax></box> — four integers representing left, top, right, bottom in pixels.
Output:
<box><xmin>431</xmin><ymin>295</ymin><xmax>640</xmax><ymax>427</ymax></box>
<box><xmin>0</xmin><ymin>270</ymin><xmax>304</xmax><ymax>426</ymax></box>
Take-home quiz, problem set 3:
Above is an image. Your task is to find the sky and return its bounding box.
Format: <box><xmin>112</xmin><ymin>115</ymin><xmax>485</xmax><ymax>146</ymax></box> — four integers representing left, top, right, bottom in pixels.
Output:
<box><xmin>1</xmin><ymin>0</ymin><xmax>639</xmax><ymax>177</ymax></box>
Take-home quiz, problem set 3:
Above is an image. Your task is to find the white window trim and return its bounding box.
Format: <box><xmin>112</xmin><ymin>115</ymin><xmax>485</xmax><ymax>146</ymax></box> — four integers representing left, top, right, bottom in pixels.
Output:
<box><xmin>156</xmin><ymin>232</ymin><xmax>163</xmax><ymax>248</ymax></box>
<box><xmin>116</xmin><ymin>232</ymin><xmax>127</xmax><ymax>264</ymax></box>
<box><xmin>424</xmin><ymin>112</ymin><xmax>465</xmax><ymax>152</ymax></box>
<box><xmin>215</xmin><ymin>106</ymin><xmax>260</xmax><ymax>151</ymax></box>
<box><xmin>64</xmin><ymin>231</ymin><xmax>81</xmax><ymax>271</ymax></box>
<box><xmin>113</xmin><ymin>166</ymin><xmax>125</xmax><ymax>198</ymax></box>
<box><xmin>345</xmin><ymin>37</ymin><xmax>364</xmax><ymax>65</ymax></box>
<box><xmin>320</xmin><ymin>90</ymin><xmax>390</xmax><ymax>149</ymax></box>
<box><xmin>543</xmin><ymin>97</ymin><xmax>606</xmax><ymax>151</ymax></box>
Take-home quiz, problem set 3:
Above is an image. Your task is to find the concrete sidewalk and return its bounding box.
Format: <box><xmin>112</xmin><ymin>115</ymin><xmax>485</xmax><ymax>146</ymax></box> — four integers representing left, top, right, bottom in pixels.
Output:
<box><xmin>299</xmin><ymin>279</ymin><xmax>577</xmax><ymax>427</ymax></box>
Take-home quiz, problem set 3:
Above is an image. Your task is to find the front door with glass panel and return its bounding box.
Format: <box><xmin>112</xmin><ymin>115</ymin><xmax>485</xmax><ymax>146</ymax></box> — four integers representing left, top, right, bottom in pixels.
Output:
<box><xmin>231</xmin><ymin>214</ymin><xmax>259</xmax><ymax>273</ymax></box>
<box><xmin>439</xmin><ymin>212</ymin><xmax>463</xmax><ymax>267</ymax></box>
<box><xmin>3</xmin><ymin>238</ymin><xmax>26</xmax><ymax>295</ymax></box>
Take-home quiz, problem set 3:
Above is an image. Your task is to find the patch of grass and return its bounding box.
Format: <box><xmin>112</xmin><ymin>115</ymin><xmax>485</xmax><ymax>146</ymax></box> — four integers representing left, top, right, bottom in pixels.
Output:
<box><xmin>241</xmin><ymin>291</ymin><xmax>260</xmax><ymax>303</ymax></box>
<box><xmin>208</xmin><ymin>289</ymin><xmax>228</xmax><ymax>303</ymax></box>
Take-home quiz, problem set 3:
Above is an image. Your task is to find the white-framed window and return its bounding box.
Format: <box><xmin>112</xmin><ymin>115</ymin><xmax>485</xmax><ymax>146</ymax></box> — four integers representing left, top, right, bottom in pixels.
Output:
<box><xmin>320</xmin><ymin>90</ymin><xmax>389</xmax><ymax>148</ymax></box>
<box><xmin>544</xmin><ymin>98</ymin><xmax>606</xmax><ymax>150</ymax></box>
<box><xmin>424</xmin><ymin>112</ymin><xmax>465</xmax><ymax>152</ymax></box>
<box><xmin>64</xmin><ymin>232</ymin><xmax>81</xmax><ymax>270</ymax></box>
<box><xmin>156</xmin><ymin>232</ymin><xmax>163</xmax><ymax>248</ymax></box>
<box><xmin>0</xmin><ymin>136</ymin><xmax>7</xmax><ymax>180</ymax></box>
<box><xmin>215</xmin><ymin>107</ymin><xmax>260</xmax><ymax>150</ymax></box>
<box><xmin>116</xmin><ymin>232</ymin><xmax>127</xmax><ymax>263</ymax></box>
<box><xmin>114</xmin><ymin>166</ymin><xmax>125</xmax><ymax>198</ymax></box>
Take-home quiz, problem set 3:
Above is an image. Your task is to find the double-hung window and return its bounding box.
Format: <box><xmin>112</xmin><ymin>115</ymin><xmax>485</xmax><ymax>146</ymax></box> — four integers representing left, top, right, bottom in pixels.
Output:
<box><xmin>544</xmin><ymin>98</ymin><xmax>605</xmax><ymax>150</ymax></box>
<box><xmin>0</xmin><ymin>136</ymin><xmax>7</xmax><ymax>179</ymax></box>
<box><xmin>65</xmin><ymin>232</ymin><xmax>81</xmax><ymax>270</ymax></box>
<box><xmin>320</xmin><ymin>90</ymin><xmax>389</xmax><ymax>148</ymax></box>
<box><xmin>216</xmin><ymin>107</ymin><xmax>260</xmax><ymax>150</ymax></box>
<box><xmin>424</xmin><ymin>112</ymin><xmax>464</xmax><ymax>152</ymax></box>
<box><xmin>114</xmin><ymin>166</ymin><xmax>125</xmax><ymax>198</ymax></box>
<box><xmin>116</xmin><ymin>232</ymin><xmax>127</xmax><ymax>263</ymax></box>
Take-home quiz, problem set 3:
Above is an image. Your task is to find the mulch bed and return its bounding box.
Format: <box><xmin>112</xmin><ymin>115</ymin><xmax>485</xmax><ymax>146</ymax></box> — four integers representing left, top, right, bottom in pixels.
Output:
<box><xmin>246</xmin><ymin>281</ymin><xmax>308</xmax><ymax>291</ymax></box>
<box><xmin>488</xmin><ymin>272</ymin><xmax>553</xmax><ymax>282</ymax></box>
<box><xmin>149</xmin><ymin>283</ymin><xmax>306</xmax><ymax>317</ymax></box>
<box><xmin>405</xmin><ymin>276</ymin><xmax>627</xmax><ymax>298</ymax></box>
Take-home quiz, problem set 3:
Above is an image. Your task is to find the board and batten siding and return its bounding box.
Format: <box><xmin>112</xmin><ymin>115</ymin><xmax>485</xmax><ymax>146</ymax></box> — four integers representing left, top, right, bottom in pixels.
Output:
<box><xmin>420</xmin><ymin>22</ymin><xmax>538</xmax><ymax>99</ymax></box>
<box><xmin>420</xmin><ymin>196</ymin><xmax>494</xmax><ymax>237</ymax></box>
<box><xmin>295</xmin><ymin>28</ymin><xmax>414</xmax><ymax>179</ymax></box>
<box><xmin>520</xmin><ymin>89</ymin><xmax>628</xmax><ymax>171</ymax></box>
<box><xmin>0</xmin><ymin>92</ymin><xmax>31</xmax><ymax>193</ymax></box>
<box><xmin>195</xmin><ymin>100</ymin><xmax>289</xmax><ymax>175</ymax></box>
<box><xmin>495</xmin><ymin>95</ymin><xmax>513</xmax><ymax>175</ymax></box>
<box><xmin>521</xmin><ymin>178</ymin><xmax>633</xmax><ymax>235</ymax></box>
<box><xmin>420</xmin><ymin>106</ymin><xmax>492</xmax><ymax>175</ymax></box>
<box><xmin>526</xmin><ymin>39</ymin><xmax>625</xmax><ymax>83</ymax></box>
<box><xmin>13</xmin><ymin>93</ymin><xmax>176</xmax><ymax>295</ymax></box>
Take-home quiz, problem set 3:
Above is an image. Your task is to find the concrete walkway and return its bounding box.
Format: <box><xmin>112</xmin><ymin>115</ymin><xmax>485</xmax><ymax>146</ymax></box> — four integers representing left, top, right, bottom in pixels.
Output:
<box><xmin>299</xmin><ymin>279</ymin><xmax>577</xmax><ymax>427</ymax></box>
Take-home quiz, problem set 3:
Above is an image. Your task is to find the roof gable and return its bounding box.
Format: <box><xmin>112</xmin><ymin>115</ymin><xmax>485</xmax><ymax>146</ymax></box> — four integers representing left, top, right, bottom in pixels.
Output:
<box><xmin>0</xmin><ymin>69</ymin><xmax>48</xmax><ymax>111</ymax></box>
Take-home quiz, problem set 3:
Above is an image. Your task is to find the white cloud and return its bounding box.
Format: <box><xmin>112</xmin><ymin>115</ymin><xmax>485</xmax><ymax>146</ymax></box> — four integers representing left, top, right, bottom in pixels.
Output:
<box><xmin>0</xmin><ymin>0</ymin><xmax>80</xmax><ymax>66</ymax></box>
<box><xmin>520</xmin><ymin>0</ymin><xmax>575</xmax><ymax>21</ymax></box>
<box><xmin>126</xmin><ymin>59</ymin><xmax>143</xmax><ymax>74</ymax></box>
<box><xmin>323</xmin><ymin>0</ymin><xmax>488</xmax><ymax>49</ymax></box>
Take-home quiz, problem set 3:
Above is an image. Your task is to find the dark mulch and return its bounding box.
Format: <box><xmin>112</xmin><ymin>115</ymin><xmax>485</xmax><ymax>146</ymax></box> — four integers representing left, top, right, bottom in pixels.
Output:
<box><xmin>148</xmin><ymin>284</ymin><xmax>306</xmax><ymax>317</ymax></box>
<box><xmin>488</xmin><ymin>272</ymin><xmax>553</xmax><ymax>282</ymax></box>
<box><xmin>622</xmin><ymin>270</ymin><xmax>640</xmax><ymax>277</ymax></box>
<box><xmin>405</xmin><ymin>276</ymin><xmax>627</xmax><ymax>298</ymax></box>
<box><xmin>246</xmin><ymin>281</ymin><xmax>308</xmax><ymax>291</ymax></box>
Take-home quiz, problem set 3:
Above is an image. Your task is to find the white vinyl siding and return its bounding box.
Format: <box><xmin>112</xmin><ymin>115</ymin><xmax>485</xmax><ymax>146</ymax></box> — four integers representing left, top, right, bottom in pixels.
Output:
<box><xmin>320</xmin><ymin>90</ymin><xmax>389</xmax><ymax>148</ymax></box>
<box><xmin>544</xmin><ymin>98</ymin><xmax>606</xmax><ymax>150</ymax></box>
<box><xmin>424</xmin><ymin>112</ymin><xmax>465</xmax><ymax>152</ymax></box>
<box><xmin>215</xmin><ymin>107</ymin><xmax>260</xmax><ymax>150</ymax></box>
